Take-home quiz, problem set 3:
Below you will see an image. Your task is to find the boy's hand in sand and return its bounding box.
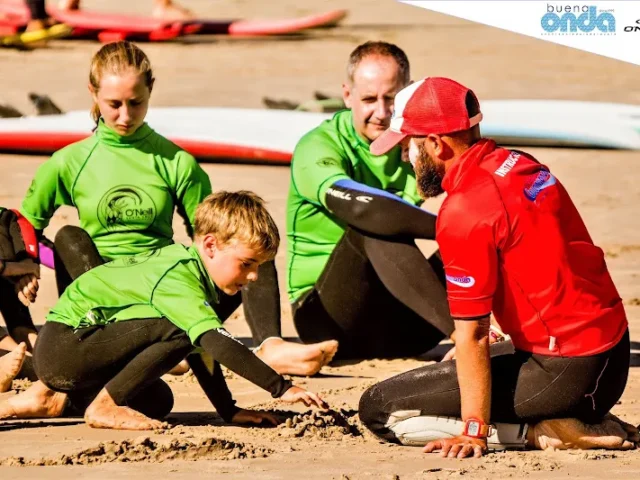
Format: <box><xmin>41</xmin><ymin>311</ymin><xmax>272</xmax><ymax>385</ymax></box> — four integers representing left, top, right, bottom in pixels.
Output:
<box><xmin>281</xmin><ymin>386</ymin><xmax>328</xmax><ymax>409</ymax></box>
<box><xmin>14</xmin><ymin>273</ymin><xmax>39</xmax><ymax>306</ymax></box>
<box><xmin>231</xmin><ymin>409</ymin><xmax>279</xmax><ymax>426</ymax></box>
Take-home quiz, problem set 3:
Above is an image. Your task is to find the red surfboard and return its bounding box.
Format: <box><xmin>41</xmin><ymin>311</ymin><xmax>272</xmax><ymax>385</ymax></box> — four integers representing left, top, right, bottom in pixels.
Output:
<box><xmin>0</xmin><ymin>3</ymin><xmax>346</xmax><ymax>40</ymax></box>
<box><xmin>0</xmin><ymin>3</ymin><xmax>195</xmax><ymax>41</ymax></box>
<box><xmin>186</xmin><ymin>9</ymin><xmax>348</xmax><ymax>36</ymax></box>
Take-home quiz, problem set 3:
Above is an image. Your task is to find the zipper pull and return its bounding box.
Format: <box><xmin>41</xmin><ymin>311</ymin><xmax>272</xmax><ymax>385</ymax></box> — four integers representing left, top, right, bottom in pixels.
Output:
<box><xmin>549</xmin><ymin>336</ymin><xmax>557</xmax><ymax>352</ymax></box>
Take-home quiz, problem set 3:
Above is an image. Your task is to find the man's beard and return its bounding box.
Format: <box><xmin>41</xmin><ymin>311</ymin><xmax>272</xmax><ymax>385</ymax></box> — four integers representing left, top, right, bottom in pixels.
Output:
<box><xmin>415</xmin><ymin>143</ymin><xmax>445</xmax><ymax>198</ymax></box>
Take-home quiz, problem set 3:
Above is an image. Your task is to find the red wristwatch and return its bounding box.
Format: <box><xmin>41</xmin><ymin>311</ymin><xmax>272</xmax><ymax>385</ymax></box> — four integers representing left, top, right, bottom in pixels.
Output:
<box><xmin>463</xmin><ymin>418</ymin><xmax>494</xmax><ymax>438</ymax></box>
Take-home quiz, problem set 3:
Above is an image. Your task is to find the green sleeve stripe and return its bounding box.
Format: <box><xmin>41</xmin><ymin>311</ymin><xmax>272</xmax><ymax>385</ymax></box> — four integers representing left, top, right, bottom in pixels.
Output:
<box><xmin>188</xmin><ymin>319</ymin><xmax>223</xmax><ymax>345</ymax></box>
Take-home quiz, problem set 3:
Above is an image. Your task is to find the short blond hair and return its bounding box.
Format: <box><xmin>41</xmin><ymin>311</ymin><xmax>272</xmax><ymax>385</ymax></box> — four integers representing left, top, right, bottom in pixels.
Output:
<box><xmin>194</xmin><ymin>191</ymin><xmax>279</xmax><ymax>259</ymax></box>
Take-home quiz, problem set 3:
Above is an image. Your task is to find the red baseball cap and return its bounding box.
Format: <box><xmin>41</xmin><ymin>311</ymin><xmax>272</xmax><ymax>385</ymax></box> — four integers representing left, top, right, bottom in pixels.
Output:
<box><xmin>370</xmin><ymin>77</ymin><xmax>483</xmax><ymax>155</ymax></box>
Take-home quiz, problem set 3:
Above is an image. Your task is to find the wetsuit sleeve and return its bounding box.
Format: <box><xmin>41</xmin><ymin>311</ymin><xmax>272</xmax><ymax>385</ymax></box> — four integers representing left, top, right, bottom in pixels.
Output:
<box><xmin>187</xmin><ymin>352</ymin><xmax>240</xmax><ymax>422</ymax></box>
<box><xmin>198</xmin><ymin>328</ymin><xmax>292</xmax><ymax>399</ymax></box>
<box><xmin>290</xmin><ymin>132</ymin><xmax>351</xmax><ymax>207</ymax></box>
<box><xmin>151</xmin><ymin>264</ymin><xmax>224</xmax><ymax>343</ymax></box>
<box><xmin>20</xmin><ymin>153</ymin><xmax>73</xmax><ymax>230</ymax></box>
<box><xmin>324</xmin><ymin>179</ymin><xmax>437</xmax><ymax>239</ymax></box>
<box><xmin>437</xmin><ymin>195</ymin><xmax>505</xmax><ymax>319</ymax></box>
<box><xmin>174</xmin><ymin>152</ymin><xmax>212</xmax><ymax>238</ymax></box>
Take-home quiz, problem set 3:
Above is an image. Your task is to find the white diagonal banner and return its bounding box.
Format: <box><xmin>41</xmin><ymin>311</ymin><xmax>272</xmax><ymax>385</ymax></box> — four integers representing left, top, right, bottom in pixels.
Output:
<box><xmin>402</xmin><ymin>1</ymin><xmax>640</xmax><ymax>66</ymax></box>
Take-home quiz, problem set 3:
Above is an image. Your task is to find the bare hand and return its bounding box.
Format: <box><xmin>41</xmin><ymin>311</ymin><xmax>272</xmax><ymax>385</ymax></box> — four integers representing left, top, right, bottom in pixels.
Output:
<box><xmin>424</xmin><ymin>435</ymin><xmax>487</xmax><ymax>458</ymax></box>
<box><xmin>231</xmin><ymin>408</ymin><xmax>279</xmax><ymax>426</ymax></box>
<box><xmin>280</xmin><ymin>386</ymin><xmax>328</xmax><ymax>409</ymax></box>
<box><xmin>15</xmin><ymin>274</ymin><xmax>39</xmax><ymax>306</ymax></box>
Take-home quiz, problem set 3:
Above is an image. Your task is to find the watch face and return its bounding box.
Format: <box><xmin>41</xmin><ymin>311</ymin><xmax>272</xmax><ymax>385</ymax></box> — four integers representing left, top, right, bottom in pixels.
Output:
<box><xmin>467</xmin><ymin>421</ymin><xmax>480</xmax><ymax>437</ymax></box>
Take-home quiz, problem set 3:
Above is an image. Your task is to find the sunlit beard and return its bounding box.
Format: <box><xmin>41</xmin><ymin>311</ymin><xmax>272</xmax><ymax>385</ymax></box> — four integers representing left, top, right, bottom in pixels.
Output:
<box><xmin>415</xmin><ymin>144</ymin><xmax>445</xmax><ymax>198</ymax></box>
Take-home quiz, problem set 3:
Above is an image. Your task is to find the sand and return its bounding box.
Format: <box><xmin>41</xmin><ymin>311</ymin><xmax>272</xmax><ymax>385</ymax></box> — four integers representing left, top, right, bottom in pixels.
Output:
<box><xmin>1</xmin><ymin>0</ymin><xmax>640</xmax><ymax>478</ymax></box>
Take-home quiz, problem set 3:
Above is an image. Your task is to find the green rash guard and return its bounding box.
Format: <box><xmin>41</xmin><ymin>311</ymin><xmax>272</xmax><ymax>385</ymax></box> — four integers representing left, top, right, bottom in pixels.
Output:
<box><xmin>286</xmin><ymin>109</ymin><xmax>422</xmax><ymax>301</ymax></box>
<box><xmin>46</xmin><ymin>244</ymin><xmax>221</xmax><ymax>344</ymax></box>
<box><xmin>20</xmin><ymin>120</ymin><xmax>212</xmax><ymax>261</ymax></box>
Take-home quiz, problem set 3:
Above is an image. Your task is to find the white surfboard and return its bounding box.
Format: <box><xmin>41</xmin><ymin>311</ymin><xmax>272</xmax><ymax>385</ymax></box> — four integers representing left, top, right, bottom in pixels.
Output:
<box><xmin>0</xmin><ymin>101</ymin><xmax>638</xmax><ymax>162</ymax></box>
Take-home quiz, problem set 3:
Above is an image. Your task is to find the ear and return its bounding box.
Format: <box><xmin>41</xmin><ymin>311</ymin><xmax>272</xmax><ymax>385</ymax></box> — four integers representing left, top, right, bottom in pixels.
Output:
<box><xmin>148</xmin><ymin>78</ymin><xmax>155</xmax><ymax>95</ymax></box>
<box><xmin>342</xmin><ymin>82</ymin><xmax>352</xmax><ymax>109</ymax></box>
<box><xmin>426</xmin><ymin>134</ymin><xmax>446</xmax><ymax>158</ymax></box>
<box><xmin>201</xmin><ymin>234</ymin><xmax>219</xmax><ymax>259</ymax></box>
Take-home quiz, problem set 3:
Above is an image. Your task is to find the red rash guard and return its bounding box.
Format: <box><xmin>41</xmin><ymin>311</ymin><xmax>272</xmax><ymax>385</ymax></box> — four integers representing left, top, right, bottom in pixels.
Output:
<box><xmin>437</xmin><ymin>139</ymin><xmax>627</xmax><ymax>357</ymax></box>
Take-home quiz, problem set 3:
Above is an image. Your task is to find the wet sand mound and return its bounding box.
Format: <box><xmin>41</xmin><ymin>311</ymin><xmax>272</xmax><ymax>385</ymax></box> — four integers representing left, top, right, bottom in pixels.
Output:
<box><xmin>0</xmin><ymin>436</ymin><xmax>273</xmax><ymax>466</ymax></box>
<box><xmin>277</xmin><ymin>409</ymin><xmax>362</xmax><ymax>439</ymax></box>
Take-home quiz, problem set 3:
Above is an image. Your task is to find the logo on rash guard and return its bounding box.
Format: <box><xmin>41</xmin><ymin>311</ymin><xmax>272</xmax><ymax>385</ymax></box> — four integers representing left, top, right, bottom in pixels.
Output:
<box><xmin>524</xmin><ymin>169</ymin><xmax>557</xmax><ymax>201</ymax></box>
<box><xmin>446</xmin><ymin>275</ymin><xmax>476</xmax><ymax>288</ymax></box>
<box><xmin>103</xmin><ymin>248</ymin><xmax>160</xmax><ymax>268</ymax></box>
<box><xmin>97</xmin><ymin>185</ymin><xmax>157</xmax><ymax>232</ymax></box>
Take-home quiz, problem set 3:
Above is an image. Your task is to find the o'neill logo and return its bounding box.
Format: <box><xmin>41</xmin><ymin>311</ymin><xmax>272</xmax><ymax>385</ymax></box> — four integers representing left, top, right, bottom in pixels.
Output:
<box><xmin>97</xmin><ymin>185</ymin><xmax>157</xmax><ymax>232</ymax></box>
<box><xmin>541</xmin><ymin>5</ymin><xmax>616</xmax><ymax>35</ymax></box>
<box><xmin>624</xmin><ymin>19</ymin><xmax>640</xmax><ymax>32</ymax></box>
<box><xmin>446</xmin><ymin>275</ymin><xmax>476</xmax><ymax>288</ymax></box>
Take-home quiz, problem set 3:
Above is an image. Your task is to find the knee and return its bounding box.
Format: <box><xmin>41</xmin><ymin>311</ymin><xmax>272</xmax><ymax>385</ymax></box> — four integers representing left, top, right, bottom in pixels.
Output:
<box><xmin>358</xmin><ymin>383</ymin><xmax>396</xmax><ymax>442</ymax></box>
<box><xmin>54</xmin><ymin>225</ymin><xmax>91</xmax><ymax>252</ymax></box>
<box><xmin>128</xmin><ymin>380</ymin><xmax>174</xmax><ymax>420</ymax></box>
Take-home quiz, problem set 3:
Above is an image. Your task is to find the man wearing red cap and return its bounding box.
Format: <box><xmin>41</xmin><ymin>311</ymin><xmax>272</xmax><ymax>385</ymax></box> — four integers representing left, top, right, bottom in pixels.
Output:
<box><xmin>359</xmin><ymin>77</ymin><xmax>637</xmax><ymax>457</ymax></box>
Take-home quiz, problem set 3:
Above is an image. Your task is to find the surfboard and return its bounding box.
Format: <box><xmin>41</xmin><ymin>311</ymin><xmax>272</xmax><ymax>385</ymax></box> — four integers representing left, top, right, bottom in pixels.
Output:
<box><xmin>0</xmin><ymin>3</ymin><xmax>346</xmax><ymax>40</ymax></box>
<box><xmin>189</xmin><ymin>9</ymin><xmax>348</xmax><ymax>36</ymax></box>
<box><xmin>0</xmin><ymin>3</ymin><xmax>194</xmax><ymax>41</ymax></box>
<box><xmin>1</xmin><ymin>23</ymin><xmax>73</xmax><ymax>48</ymax></box>
<box><xmin>0</xmin><ymin>102</ymin><xmax>638</xmax><ymax>163</ymax></box>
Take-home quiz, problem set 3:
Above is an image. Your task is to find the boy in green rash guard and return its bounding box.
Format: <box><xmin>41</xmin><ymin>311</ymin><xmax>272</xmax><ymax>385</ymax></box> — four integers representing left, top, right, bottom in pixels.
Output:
<box><xmin>251</xmin><ymin>42</ymin><xmax>459</xmax><ymax>366</ymax></box>
<box><xmin>0</xmin><ymin>191</ymin><xmax>327</xmax><ymax>431</ymax></box>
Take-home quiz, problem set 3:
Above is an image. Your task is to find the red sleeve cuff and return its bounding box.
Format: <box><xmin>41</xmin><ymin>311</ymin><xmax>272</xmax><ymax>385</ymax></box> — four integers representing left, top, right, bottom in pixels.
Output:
<box><xmin>448</xmin><ymin>296</ymin><xmax>493</xmax><ymax>319</ymax></box>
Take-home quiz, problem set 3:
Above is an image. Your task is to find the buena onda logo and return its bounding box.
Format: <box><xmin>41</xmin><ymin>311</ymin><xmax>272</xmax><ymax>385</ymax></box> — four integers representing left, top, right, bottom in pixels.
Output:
<box><xmin>541</xmin><ymin>4</ymin><xmax>616</xmax><ymax>35</ymax></box>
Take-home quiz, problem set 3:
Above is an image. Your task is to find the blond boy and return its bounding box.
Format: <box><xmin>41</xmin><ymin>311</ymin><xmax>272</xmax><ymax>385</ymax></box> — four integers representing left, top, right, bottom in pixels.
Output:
<box><xmin>0</xmin><ymin>191</ymin><xmax>326</xmax><ymax>430</ymax></box>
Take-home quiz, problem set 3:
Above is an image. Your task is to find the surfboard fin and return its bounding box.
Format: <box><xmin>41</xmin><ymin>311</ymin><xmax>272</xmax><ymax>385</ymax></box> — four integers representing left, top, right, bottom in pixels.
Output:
<box><xmin>29</xmin><ymin>93</ymin><xmax>64</xmax><ymax>116</ymax></box>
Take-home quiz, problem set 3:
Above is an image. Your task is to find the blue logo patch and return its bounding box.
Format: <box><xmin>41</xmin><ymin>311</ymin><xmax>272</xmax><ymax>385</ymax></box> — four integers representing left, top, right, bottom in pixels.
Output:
<box><xmin>446</xmin><ymin>275</ymin><xmax>476</xmax><ymax>288</ymax></box>
<box><xmin>524</xmin><ymin>169</ymin><xmax>557</xmax><ymax>201</ymax></box>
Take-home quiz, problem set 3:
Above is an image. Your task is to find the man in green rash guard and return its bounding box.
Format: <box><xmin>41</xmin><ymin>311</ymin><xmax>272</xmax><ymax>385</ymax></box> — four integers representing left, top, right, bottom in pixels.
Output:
<box><xmin>250</xmin><ymin>42</ymin><xmax>457</xmax><ymax>369</ymax></box>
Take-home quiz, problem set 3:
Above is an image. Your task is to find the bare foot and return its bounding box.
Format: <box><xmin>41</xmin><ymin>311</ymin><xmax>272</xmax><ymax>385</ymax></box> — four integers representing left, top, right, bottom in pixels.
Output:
<box><xmin>151</xmin><ymin>1</ymin><xmax>194</xmax><ymax>22</ymax></box>
<box><xmin>57</xmin><ymin>0</ymin><xmax>80</xmax><ymax>11</ymax></box>
<box><xmin>85</xmin><ymin>388</ymin><xmax>167</xmax><ymax>430</ymax></box>
<box><xmin>0</xmin><ymin>381</ymin><xmax>68</xmax><ymax>419</ymax></box>
<box><xmin>166</xmin><ymin>359</ymin><xmax>190</xmax><ymax>376</ymax></box>
<box><xmin>528</xmin><ymin>417</ymin><xmax>638</xmax><ymax>451</ymax></box>
<box><xmin>0</xmin><ymin>343</ymin><xmax>26</xmax><ymax>393</ymax></box>
<box><xmin>255</xmin><ymin>338</ymin><xmax>339</xmax><ymax>376</ymax></box>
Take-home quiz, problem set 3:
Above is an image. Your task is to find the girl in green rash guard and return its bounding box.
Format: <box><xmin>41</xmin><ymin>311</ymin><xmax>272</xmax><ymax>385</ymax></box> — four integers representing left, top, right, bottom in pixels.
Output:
<box><xmin>0</xmin><ymin>41</ymin><xmax>212</xmax><ymax>350</ymax></box>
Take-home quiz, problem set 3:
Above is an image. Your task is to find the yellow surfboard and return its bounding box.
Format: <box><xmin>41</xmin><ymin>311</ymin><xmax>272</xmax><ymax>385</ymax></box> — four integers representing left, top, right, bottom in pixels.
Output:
<box><xmin>1</xmin><ymin>23</ymin><xmax>72</xmax><ymax>48</ymax></box>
